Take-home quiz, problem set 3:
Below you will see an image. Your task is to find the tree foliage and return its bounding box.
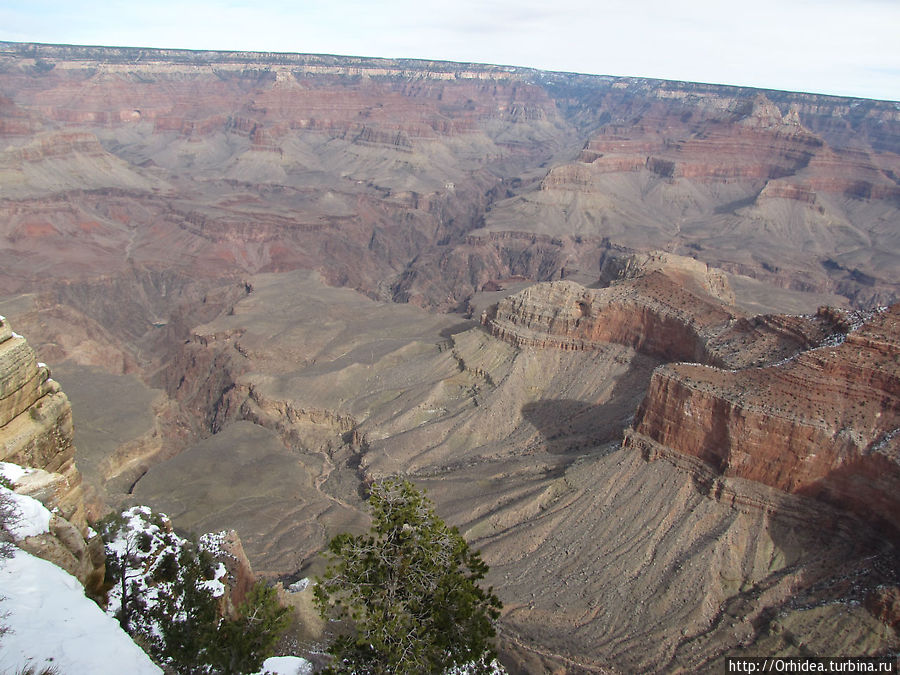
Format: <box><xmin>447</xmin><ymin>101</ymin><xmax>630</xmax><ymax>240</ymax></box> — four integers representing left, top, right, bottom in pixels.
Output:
<box><xmin>0</xmin><ymin>485</ymin><xmax>18</xmax><ymax>561</ymax></box>
<box><xmin>315</xmin><ymin>478</ymin><xmax>502</xmax><ymax>674</ymax></box>
<box><xmin>100</xmin><ymin>507</ymin><xmax>289</xmax><ymax>674</ymax></box>
<box><xmin>208</xmin><ymin>581</ymin><xmax>291</xmax><ymax>675</ymax></box>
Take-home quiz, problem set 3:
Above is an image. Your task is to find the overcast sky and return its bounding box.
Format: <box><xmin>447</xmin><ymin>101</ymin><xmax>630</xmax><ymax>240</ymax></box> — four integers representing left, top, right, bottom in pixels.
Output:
<box><xmin>1</xmin><ymin>0</ymin><xmax>898</xmax><ymax>100</ymax></box>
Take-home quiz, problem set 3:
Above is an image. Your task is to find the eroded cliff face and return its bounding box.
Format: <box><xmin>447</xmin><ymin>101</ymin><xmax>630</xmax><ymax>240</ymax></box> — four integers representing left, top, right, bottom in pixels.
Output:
<box><xmin>0</xmin><ymin>316</ymin><xmax>105</xmax><ymax>593</ymax></box>
<box><xmin>629</xmin><ymin>304</ymin><xmax>900</xmax><ymax>537</ymax></box>
<box><xmin>1</xmin><ymin>41</ymin><xmax>897</xmax><ymax>327</ymax></box>
<box><xmin>487</xmin><ymin>259</ymin><xmax>899</xmax><ymax>538</ymax></box>
<box><xmin>483</xmin><ymin>252</ymin><xmax>841</xmax><ymax>368</ymax></box>
<box><xmin>470</xmin><ymin>265</ymin><xmax>899</xmax><ymax>668</ymax></box>
<box><xmin>1</xmin><ymin>42</ymin><xmax>898</xmax><ymax>671</ymax></box>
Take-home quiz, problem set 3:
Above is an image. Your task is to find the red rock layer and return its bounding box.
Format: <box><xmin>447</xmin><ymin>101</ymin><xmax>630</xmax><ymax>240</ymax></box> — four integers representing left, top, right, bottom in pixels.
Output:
<box><xmin>629</xmin><ymin>304</ymin><xmax>900</xmax><ymax>536</ymax></box>
<box><xmin>544</xmin><ymin>93</ymin><xmax>900</xmax><ymax>200</ymax></box>
<box><xmin>483</xmin><ymin>256</ymin><xmax>846</xmax><ymax>368</ymax></box>
<box><xmin>485</xmin><ymin>275</ymin><xmax>733</xmax><ymax>363</ymax></box>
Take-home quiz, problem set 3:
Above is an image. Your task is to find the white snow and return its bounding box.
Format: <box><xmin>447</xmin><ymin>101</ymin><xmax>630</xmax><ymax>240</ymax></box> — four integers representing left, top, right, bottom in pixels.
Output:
<box><xmin>288</xmin><ymin>577</ymin><xmax>310</xmax><ymax>593</ymax></box>
<box><xmin>0</xmin><ymin>462</ymin><xmax>28</xmax><ymax>483</ymax></box>
<box><xmin>1</xmin><ymin>485</ymin><xmax>51</xmax><ymax>540</ymax></box>
<box><xmin>255</xmin><ymin>655</ymin><xmax>314</xmax><ymax>675</ymax></box>
<box><xmin>202</xmin><ymin>561</ymin><xmax>228</xmax><ymax>598</ymax></box>
<box><xmin>0</xmin><ymin>548</ymin><xmax>162</xmax><ymax>674</ymax></box>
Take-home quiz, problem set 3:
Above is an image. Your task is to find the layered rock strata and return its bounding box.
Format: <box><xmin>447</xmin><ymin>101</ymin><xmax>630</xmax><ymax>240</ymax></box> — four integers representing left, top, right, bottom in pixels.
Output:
<box><xmin>487</xmin><ymin>261</ymin><xmax>899</xmax><ymax>538</ymax></box>
<box><xmin>0</xmin><ymin>316</ymin><xmax>104</xmax><ymax>592</ymax></box>
<box><xmin>628</xmin><ymin>304</ymin><xmax>900</xmax><ymax>537</ymax></box>
<box><xmin>483</xmin><ymin>253</ymin><xmax>842</xmax><ymax>368</ymax></box>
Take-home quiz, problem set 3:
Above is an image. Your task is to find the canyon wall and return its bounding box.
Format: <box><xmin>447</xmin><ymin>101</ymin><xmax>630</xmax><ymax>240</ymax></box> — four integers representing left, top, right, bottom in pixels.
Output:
<box><xmin>1</xmin><ymin>42</ymin><xmax>897</xmax><ymax>670</ymax></box>
<box><xmin>1</xmin><ymin>40</ymin><xmax>898</xmax><ymax>320</ymax></box>
<box><xmin>0</xmin><ymin>316</ymin><xmax>105</xmax><ymax>592</ymax></box>
<box><xmin>628</xmin><ymin>304</ymin><xmax>900</xmax><ymax>537</ymax></box>
<box><xmin>483</xmin><ymin>253</ymin><xmax>843</xmax><ymax>367</ymax></box>
<box><xmin>487</xmin><ymin>264</ymin><xmax>899</xmax><ymax>540</ymax></box>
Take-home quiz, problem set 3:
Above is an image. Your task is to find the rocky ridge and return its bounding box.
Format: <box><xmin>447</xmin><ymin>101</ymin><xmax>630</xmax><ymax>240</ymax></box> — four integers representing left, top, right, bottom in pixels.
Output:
<box><xmin>485</xmin><ymin>256</ymin><xmax>899</xmax><ymax>536</ymax></box>
<box><xmin>471</xmin><ymin>258</ymin><xmax>899</xmax><ymax>668</ymax></box>
<box><xmin>483</xmin><ymin>252</ymin><xmax>841</xmax><ymax>368</ymax></box>
<box><xmin>628</xmin><ymin>304</ymin><xmax>900</xmax><ymax>538</ymax></box>
<box><xmin>104</xmin><ymin>265</ymin><xmax>899</xmax><ymax>670</ymax></box>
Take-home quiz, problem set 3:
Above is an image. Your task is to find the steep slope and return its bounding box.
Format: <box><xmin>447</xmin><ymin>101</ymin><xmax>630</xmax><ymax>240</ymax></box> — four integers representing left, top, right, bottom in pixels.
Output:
<box><xmin>405</xmin><ymin>88</ymin><xmax>899</xmax><ymax>310</ymax></box>
<box><xmin>0</xmin><ymin>316</ymin><xmax>105</xmax><ymax>592</ymax></box>
<box><xmin>628</xmin><ymin>304</ymin><xmax>900</xmax><ymax>537</ymax></box>
<box><xmin>0</xmin><ymin>548</ymin><xmax>161</xmax><ymax>674</ymax></box>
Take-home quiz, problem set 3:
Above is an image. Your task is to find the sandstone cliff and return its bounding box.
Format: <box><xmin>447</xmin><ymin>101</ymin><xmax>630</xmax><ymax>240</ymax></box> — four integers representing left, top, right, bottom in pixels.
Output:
<box><xmin>485</xmin><ymin>260</ymin><xmax>900</xmax><ymax>541</ymax></box>
<box><xmin>483</xmin><ymin>252</ymin><xmax>840</xmax><ymax>368</ymax></box>
<box><xmin>0</xmin><ymin>316</ymin><xmax>104</xmax><ymax>593</ymax></box>
<box><xmin>628</xmin><ymin>304</ymin><xmax>900</xmax><ymax>538</ymax></box>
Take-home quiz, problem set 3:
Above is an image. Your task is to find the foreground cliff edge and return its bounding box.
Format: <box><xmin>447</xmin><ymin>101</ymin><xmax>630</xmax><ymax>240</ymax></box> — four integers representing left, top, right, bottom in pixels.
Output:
<box><xmin>0</xmin><ymin>314</ymin><xmax>106</xmax><ymax>592</ymax></box>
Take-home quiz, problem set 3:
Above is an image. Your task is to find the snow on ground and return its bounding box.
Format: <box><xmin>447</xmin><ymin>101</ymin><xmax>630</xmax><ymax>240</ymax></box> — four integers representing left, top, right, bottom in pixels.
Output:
<box><xmin>288</xmin><ymin>577</ymin><xmax>310</xmax><ymax>592</ymax></box>
<box><xmin>1</xmin><ymin>484</ymin><xmax>51</xmax><ymax>540</ymax></box>
<box><xmin>0</xmin><ymin>548</ymin><xmax>162</xmax><ymax>674</ymax></box>
<box><xmin>255</xmin><ymin>655</ymin><xmax>315</xmax><ymax>675</ymax></box>
<box><xmin>0</xmin><ymin>462</ymin><xmax>27</xmax><ymax>484</ymax></box>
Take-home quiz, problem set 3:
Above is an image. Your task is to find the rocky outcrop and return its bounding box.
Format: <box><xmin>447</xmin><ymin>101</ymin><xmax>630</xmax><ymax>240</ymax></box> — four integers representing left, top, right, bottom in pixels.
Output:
<box><xmin>482</xmin><ymin>253</ymin><xmax>737</xmax><ymax>360</ymax></box>
<box><xmin>483</xmin><ymin>253</ymin><xmax>841</xmax><ymax>367</ymax></box>
<box><xmin>0</xmin><ymin>316</ymin><xmax>105</xmax><ymax>593</ymax></box>
<box><xmin>0</xmin><ymin>317</ymin><xmax>84</xmax><ymax>522</ymax></box>
<box><xmin>200</xmin><ymin>529</ymin><xmax>258</xmax><ymax>616</ymax></box>
<box><xmin>627</xmin><ymin>304</ymin><xmax>900</xmax><ymax>537</ymax></box>
<box><xmin>483</xmin><ymin>262</ymin><xmax>900</xmax><ymax>540</ymax></box>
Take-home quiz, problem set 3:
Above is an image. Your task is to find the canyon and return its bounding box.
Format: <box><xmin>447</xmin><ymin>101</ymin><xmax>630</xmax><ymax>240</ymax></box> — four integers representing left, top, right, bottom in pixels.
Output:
<box><xmin>0</xmin><ymin>41</ymin><xmax>898</xmax><ymax>672</ymax></box>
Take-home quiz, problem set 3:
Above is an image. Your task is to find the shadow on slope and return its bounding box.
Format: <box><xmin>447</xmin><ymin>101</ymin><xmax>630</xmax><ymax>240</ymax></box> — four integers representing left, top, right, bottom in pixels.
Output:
<box><xmin>521</xmin><ymin>354</ymin><xmax>657</xmax><ymax>455</ymax></box>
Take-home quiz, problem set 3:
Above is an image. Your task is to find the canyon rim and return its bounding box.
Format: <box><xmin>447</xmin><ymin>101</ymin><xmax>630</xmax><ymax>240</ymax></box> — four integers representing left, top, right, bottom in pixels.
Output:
<box><xmin>0</xmin><ymin>41</ymin><xmax>898</xmax><ymax>672</ymax></box>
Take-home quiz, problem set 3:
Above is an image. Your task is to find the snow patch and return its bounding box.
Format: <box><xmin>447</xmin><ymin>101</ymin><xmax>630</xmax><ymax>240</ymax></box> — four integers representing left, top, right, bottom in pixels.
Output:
<box><xmin>202</xmin><ymin>561</ymin><xmax>228</xmax><ymax>598</ymax></box>
<box><xmin>0</xmin><ymin>549</ymin><xmax>162</xmax><ymax>674</ymax></box>
<box><xmin>0</xmin><ymin>461</ymin><xmax>29</xmax><ymax>484</ymax></box>
<box><xmin>1</xmin><ymin>485</ymin><xmax>51</xmax><ymax>539</ymax></box>
<box><xmin>288</xmin><ymin>577</ymin><xmax>310</xmax><ymax>593</ymax></box>
<box><xmin>255</xmin><ymin>655</ymin><xmax>314</xmax><ymax>675</ymax></box>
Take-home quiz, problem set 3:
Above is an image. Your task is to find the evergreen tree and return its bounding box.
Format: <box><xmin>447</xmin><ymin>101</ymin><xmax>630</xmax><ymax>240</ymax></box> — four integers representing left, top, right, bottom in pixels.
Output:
<box><xmin>0</xmin><ymin>485</ymin><xmax>18</xmax><ymax>560</ymax></box>
<box><xmin>315</xmin><ymin>478</ymin><xmax>502</xmax><ymax>674</ymax></box>
<box><xmin>145</xmin><ymin>546</ymin><xmax>220</xmax><ymax>674</ymax></box>
<box><xmin>100</xmin><ymin>506</ymin><xmax>290</xmax><ymax>675</ymax></box>
<box><xmin>209</xmin><ymin>581</ymin><xmax>291</xmax><ymax>675</ymax></box>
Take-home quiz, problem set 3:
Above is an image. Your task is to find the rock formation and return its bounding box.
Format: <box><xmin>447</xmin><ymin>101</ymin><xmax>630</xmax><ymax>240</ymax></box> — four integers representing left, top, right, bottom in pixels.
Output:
<box><xmin>627</xmin><ymin>304</ymin><xmax>900</xmax><ymax>538</ymax></box>
<box><xmin>0</xmin><ymin>316</ymin><xmax>105</xmax><ymax>593</ymax></box>
<box><xmin>0</xmin><ymin>41</ymin><xmax>898</xmax><ymax>671</ymax></box>
<box><xmin>483</xmin><ymin>252</ymin><xmax>841</xmax><ymax>368</ymax></box>
<box><xmin>485</xmin><ymin>255</ymin><xmax>899</xmax><ymax>541</ymax></box>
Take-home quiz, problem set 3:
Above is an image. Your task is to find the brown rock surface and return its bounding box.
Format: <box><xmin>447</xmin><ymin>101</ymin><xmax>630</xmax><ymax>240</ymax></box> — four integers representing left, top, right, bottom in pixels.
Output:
<box><xmin>483</xmin><ymin>253</ymin><xmax>840</xmax><ymax>368</ymax></box>
<box><xmin>0</xmin><ymin>317</ymin><xmax>105</xmax><ymax>594</ymax></box>
<box><xmin>0</xmin><ymin>316</ymin><xmax>85</xmax><ymax>525</ymax></box>
<box><xmin>629</xmin><ymin>304</ymin><xmax>900</xmax><ymax>537</ymax></box>
<box><xmin>108</xmin><ymin>269</ymin><xmax>897</xmax><ymax>670</ymax></box>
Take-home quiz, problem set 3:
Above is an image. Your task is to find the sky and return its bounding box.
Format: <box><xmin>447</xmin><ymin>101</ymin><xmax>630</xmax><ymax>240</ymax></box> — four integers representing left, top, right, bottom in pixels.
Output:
<box><xmin>0</xmin><ymin>0</ymin><xmax>898</xmax><ymax>101</ymax></box>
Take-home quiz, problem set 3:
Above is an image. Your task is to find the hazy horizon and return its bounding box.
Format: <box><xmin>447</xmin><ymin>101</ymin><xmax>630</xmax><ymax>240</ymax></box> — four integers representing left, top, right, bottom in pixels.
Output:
<box><xmin>1</xmin><ymin>1</ymin><xmax>898</xmax><ymax>102</ymax></box>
